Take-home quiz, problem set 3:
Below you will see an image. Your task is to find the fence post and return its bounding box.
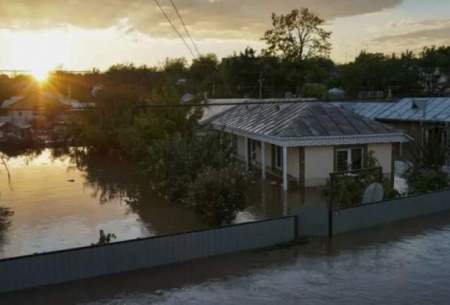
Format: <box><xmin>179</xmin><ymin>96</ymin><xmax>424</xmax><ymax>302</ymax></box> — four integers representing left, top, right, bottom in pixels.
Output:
<box><xmin>328</xmin><ymin>173</ymin><xmax>334</xmax><ymax>238</ymax></box>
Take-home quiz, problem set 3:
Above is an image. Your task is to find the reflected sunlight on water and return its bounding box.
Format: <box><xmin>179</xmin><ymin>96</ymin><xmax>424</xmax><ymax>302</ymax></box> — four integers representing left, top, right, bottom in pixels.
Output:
<box><xmin>0</xmin><ymin>148</ymin><xmax>204</xmax><ymax>258</ymax></box>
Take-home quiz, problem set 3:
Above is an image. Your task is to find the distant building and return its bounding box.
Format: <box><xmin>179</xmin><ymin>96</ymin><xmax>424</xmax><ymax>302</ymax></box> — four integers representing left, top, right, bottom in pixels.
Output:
<box><xmin>1</xmin><ymin>91</ymin><xmax>93</xmax><ymax>143</ymax></box>
<box><xmin>1</xmin><ymin>91</ymin><xmax>92</xmax><ymax>125</ymax></box>
<box><xmin>0</xmin><ymin>121</ymin><xmax>31</xmax><ymax>142</ymax></box>
<box><xmin>207</xmin><ymin>101</ymin><xmax>409</xmax><ymax>190</ymax></box>
<box><xmin>327</xmin><ymin>88</ymin><xmax>346</xmax><ymax>100</ymax></box>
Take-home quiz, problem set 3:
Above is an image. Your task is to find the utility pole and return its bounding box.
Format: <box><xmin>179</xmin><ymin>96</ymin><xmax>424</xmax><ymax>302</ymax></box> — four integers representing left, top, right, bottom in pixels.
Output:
<box><xmin>258</xmin><ymin>71</ymin><xmax>264</xmax><ymax>99</ymax></box>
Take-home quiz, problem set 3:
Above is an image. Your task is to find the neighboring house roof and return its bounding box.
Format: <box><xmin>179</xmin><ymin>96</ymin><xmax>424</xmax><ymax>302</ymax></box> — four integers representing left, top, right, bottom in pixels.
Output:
<box><xmin>209</xmin><ymin>102</ymin><xmax>409</xmax><ymax>147</ymax></box>
<box><xmin>200</xmin><ymin>98</ymin><xmax>315</xmax><ymax>124</ymax></box>
<box><xmin>2</xmin><ymin>92</ymin><xmax>91</xmax><ymax>111</ymax></box>
<box><xmin>337</xmin><ymin>97</ymin><xmax>450</xmax><ymax>123</ymax></box>
<box><xmin>0</xmin><ymin>121</ymin><xmax>31</xmax><ymax>130</ymax></box>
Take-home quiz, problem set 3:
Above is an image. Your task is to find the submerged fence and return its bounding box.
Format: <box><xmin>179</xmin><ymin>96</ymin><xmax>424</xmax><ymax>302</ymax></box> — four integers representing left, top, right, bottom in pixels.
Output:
<box><xmin>0</xmin><ymin>216</ymin><xmax>296</xmax><ymax>294</ymax></box>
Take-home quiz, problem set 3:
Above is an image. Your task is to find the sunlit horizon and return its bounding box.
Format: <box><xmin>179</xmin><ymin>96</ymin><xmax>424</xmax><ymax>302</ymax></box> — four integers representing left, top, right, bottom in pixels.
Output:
<box><xmin>0</xmin><ymin>0</ymin><xmax>449</xmax><ymax>71</ymax></box>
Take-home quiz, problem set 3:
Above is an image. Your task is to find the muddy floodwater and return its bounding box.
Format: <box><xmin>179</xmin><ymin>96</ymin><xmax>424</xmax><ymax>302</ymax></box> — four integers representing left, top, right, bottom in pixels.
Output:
<box><xmin>0</xmin><ymin>147</ymin><xmax>314</xmax><ymax>258</ymax></box>
<box><xmin>2</xmin><ymin>211</ymin><xmax>450</xmax><ymax>304</ymax></box>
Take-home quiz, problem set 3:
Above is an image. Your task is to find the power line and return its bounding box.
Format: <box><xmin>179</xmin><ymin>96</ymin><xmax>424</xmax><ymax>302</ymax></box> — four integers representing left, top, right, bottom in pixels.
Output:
<box><xmin>5</xmin><ymin>96</ymin><xmax>404</xmax><ymax>112</ymax></box>
<box><xmin>153</xmin><ymin>0</ymin><xmax>196</xmax><ymax>59</ymax></box>
<box><xmin>168</xmin><ymin>0</ymin><xmax>201</xmax><ymax>57</ymax></box>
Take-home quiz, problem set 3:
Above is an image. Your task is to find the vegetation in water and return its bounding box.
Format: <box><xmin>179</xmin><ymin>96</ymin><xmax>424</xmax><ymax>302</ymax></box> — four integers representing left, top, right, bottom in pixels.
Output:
<box><xmin>404</xmin><ymin>132</ymin><xmax>449</xmax><ymax>194</ymax></box>
<box><xmin>323</xmin><ymin>151</ymin><xmax>398</xmax><ymax>209</ymax></box>
<box><xmin>187</xmin><ymin>165</ymin><xmax>250</xmax><ymax>226</ymax></box>
<box><xmin>95</xmin><ymin>230</ymin><xmax>117</xmax><ymax>245</ymax></box>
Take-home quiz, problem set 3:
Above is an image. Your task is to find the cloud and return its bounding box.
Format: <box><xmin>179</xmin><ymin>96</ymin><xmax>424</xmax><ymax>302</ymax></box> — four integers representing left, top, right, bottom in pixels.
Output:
<box><xmin>0</xmin><ymin>0</ymin><xmax>404</xmax><ymax>38</ymax></box>
<box><xmin>373</xmin><ymin>19</ymin><xmax>450</xmax><ymax>46</ymax></box>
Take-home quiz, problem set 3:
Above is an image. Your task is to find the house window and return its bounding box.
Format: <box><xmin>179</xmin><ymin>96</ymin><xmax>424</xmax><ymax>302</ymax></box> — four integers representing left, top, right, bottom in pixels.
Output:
<box><xmin>336</xmin><ymin>147</ymin><xmax>364</xmax><ymax>172</ymax></box>
<box><xmin>273</xmin><ymin>145</ymin><xmax>283</xmax><ymax>170</ymax></box>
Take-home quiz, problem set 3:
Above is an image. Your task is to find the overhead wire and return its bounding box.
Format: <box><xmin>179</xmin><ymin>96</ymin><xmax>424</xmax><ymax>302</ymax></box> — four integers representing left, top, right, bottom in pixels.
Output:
<box><xmin>153</xmin><ymin>0</ymin><xmax>196</xmax><ymax>58</ymax></box>
<box><xmin>168</xmin><ymin>0</ymin><xmax>201</xmax><ymax>57</ymax></box>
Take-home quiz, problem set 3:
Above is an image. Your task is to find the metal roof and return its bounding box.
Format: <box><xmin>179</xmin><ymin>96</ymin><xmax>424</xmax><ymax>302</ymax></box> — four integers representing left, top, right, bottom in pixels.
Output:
<box><xmin>337</xmin><ymin>98</ymin><xmax>450</xmax><ymax>123</ymax></box>
<box><xmin>210</xmin><ymin>102</ymin><xmax>409</xmax><ymax>147</ymax></box>
<box><xmin>200</xmin><ymin>98</ymin><xmax>314</xmax><ymax>124</ymax></box>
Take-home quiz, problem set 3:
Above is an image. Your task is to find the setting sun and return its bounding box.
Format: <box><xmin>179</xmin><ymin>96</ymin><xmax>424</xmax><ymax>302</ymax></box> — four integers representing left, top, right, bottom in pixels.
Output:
<box><xmin>4</xmin><ymin>30</ymin><xmax>70</xmax><ymax>77</ymax></box>
<box><xmin>31</xmin><ymin>66</ymin><xmax>51</xmax><ymax>82</ymax></box>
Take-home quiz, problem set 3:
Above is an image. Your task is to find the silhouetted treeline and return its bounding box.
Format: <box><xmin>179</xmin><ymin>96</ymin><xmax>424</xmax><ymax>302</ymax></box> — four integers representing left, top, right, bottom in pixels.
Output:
<box><xmin>1</xmin><ymin>45</ymin><xmax>450</xmax><ymax>101</ymax></box>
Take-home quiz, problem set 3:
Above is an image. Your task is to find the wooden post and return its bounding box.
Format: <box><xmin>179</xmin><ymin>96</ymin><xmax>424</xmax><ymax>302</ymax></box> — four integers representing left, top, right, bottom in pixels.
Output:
<box><xmin>261</xmin><ymin>142</ymin><xmax>266</xmax><ymax>179</ymax></box>
<box><xmin>244</xmin><ymin>137</ymin><xmax>249</xmax><ymax>171</ymax></box>
<box><xmin>283</xmin><ymin>146</ymin><xmax>288</xmax><ymax>191</ymax></box>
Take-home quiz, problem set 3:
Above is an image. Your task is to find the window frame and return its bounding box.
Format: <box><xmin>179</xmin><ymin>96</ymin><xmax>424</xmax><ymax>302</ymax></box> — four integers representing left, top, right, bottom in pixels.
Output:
<box><xmin>248</xmin><ymin>139</ymin><xmax>259</xmax><ymax>163</ymax></box>
<box><xmin>335</xmin><ymin>146</ymin><xmax>364</xmax><ymax>172</ymax></box>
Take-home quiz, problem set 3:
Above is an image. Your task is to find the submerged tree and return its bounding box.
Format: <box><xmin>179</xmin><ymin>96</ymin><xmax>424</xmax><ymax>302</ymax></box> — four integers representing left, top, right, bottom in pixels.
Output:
<box><xmin>262</xmin><ymin>8</ymin><xmax>332</xmax><ymax>61</ymax></box>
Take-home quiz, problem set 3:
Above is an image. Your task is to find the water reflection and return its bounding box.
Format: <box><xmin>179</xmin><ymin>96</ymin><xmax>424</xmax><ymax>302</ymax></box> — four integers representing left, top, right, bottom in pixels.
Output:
<box><xmin>0</xmin><ymin>146</ymin><xmax>327</xmax><ymax>258</ymax></box>
<box><xmin>0</xmin><ymin>146</ymin><xmax>206</xmax><ymax>258</ymax></box>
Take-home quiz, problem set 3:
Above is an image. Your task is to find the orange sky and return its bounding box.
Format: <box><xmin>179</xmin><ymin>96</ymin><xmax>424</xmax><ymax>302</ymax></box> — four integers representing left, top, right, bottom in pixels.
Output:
<box><xmin>0</xmin><ymin>0</ymin><xmax>449</xmax><ymax>71</ymax></box>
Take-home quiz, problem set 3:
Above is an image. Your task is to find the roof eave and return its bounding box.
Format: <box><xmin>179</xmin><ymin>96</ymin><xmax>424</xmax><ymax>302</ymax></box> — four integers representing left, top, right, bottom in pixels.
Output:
<box><xmin>211</xmin><ymin>124</ymin><xmax>411</xmax><ymax>147</ymax></box>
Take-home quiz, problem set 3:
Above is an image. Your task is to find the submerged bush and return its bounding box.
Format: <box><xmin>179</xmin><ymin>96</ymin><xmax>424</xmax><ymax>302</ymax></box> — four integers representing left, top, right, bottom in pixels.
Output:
<box><xmin>406</xmin><ymin>169</ymin><xmax>448</xmax><ymax>194</ymax></box>
<box><xmin>323</xmin><ymin>151</ymin><xmax>398</xmax><ymax>208</ymax></box>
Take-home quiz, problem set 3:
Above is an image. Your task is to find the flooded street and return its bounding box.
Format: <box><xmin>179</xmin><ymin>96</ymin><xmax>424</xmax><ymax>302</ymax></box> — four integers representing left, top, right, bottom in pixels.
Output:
<box><xmin>2</xmin><ymin>211</ymin><xmax>450</xmax><ymax>304</ymax></box>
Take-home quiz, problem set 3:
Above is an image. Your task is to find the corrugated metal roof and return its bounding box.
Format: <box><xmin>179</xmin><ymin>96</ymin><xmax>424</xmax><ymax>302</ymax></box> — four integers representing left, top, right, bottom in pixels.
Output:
<box><xmin>210</xmin><ymin>102</ymin><xmax>407</xmax><ymax>146</ymax></box>
<box><xmin>337</xmin><ymin>98</ymin><xmax>450</xmax><ymax>123</ymax></box>
<box><xmin>200</xmin><ymin>98</ymin><xmax>314</xmax><ymax>124</ymax></box>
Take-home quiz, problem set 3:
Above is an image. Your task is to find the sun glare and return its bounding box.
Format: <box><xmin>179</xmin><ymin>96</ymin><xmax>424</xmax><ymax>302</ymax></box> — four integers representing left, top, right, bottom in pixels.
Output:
<box><xmin>7</xmin><ymin>30</ymin><xmax>71</xmax><ymax>82</ymax></box>
<box><xmin>31</xmin><ymin>67</ymin><xmax>50</xmax><ymax>82</ymax></box>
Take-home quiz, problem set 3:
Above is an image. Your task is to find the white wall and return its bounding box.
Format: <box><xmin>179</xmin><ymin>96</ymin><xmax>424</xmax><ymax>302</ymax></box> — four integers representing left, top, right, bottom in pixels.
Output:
<box><xmin>287</xmin><ymin>147</ymin><xmax>300</xmax><ymax>179</ymax></box>
<box><xmin>304</xmin><ymin>146</ymin><xmax>334</xmax><ymax>187</ymax></box>
<box><xmin>234</xmin><ymin>136</ymin><xmax>393</xmax><ymax>187</ymax></box>
<box><xmin>368</xmin><ymin>143</ymin><xmax>393</xmax><ymax>177</ymax></box>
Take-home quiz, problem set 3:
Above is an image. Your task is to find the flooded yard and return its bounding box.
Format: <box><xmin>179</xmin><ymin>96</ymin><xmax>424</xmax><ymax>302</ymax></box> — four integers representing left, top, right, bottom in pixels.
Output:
<box><xmin>0</xmin><ymin>147</ymin><xmax>315</xmax><ymax>258</ymax></box>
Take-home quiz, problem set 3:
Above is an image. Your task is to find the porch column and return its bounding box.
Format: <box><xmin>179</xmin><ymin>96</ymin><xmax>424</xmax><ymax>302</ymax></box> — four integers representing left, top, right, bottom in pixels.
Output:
<box><xmin>261</xmin><ymin>142</ymin><xmax>266</xmax><ymax>179</ymax></box>
<box><xmin>244</xmin><ymin>137</ymin><xmax>249</xmax><ymax>171</ymax></box>
<box><xmin>283</xmin><ymin>146</ymin><xmax>288</xmax><ymax>191</ymax></box>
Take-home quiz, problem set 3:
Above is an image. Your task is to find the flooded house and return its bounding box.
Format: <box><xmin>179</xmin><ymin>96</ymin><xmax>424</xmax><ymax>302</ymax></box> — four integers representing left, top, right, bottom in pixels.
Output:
<box><xmin>0</xmin><ymin>121</ymin><xmax>31</xmax><ymax>142</ymax></box>
<box><xmin>1</xmin><ymin>91</ymin><xmax>91</xmax><ymax>143</ymax></box>
<box><xmin>338</xmin><ymin>98</ymin><xmax>450</xmax><ymax>163</ymax></box>
<box><xmin>207</xmin><ymin>101</ymin><xmax>410</xmax><ymax>190</ymax></box>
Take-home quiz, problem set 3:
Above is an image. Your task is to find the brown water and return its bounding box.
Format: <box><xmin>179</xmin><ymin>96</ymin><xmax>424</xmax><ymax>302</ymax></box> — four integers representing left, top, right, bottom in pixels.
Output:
<box><xmin>0</xmin><ymin>148</ymin><xmax>313</xmax><ymax>259</ymax></box>
<box><xmin>0</xmin><ymin>148</ymin><xmax>208</xmax><ymax>258</ymax></box>
<box><xmin>2</xmin><ymin>212</ymin><xmax>450</xmax><ymax>304</ymax></box>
